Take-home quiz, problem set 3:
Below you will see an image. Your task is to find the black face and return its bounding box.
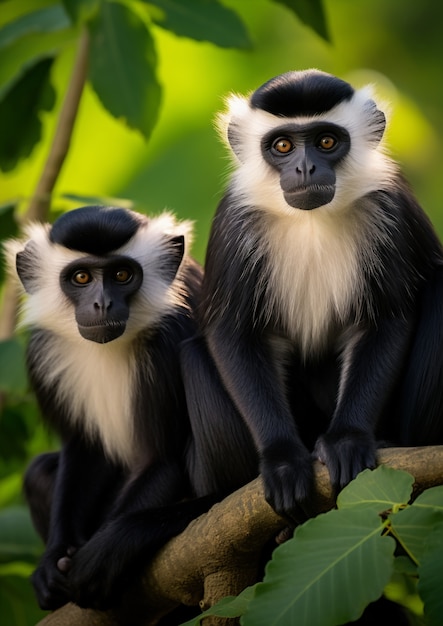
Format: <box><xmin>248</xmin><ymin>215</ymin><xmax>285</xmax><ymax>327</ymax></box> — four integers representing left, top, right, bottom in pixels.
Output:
<box><xmin>261</xmin><ymin>122</ymin><xmax>351</xmax><ymax>210</ymax></box>
<box><xmin>60</xmin><ymin>255</ymin><xmax>143</xmax><ymax>343</ymax></box>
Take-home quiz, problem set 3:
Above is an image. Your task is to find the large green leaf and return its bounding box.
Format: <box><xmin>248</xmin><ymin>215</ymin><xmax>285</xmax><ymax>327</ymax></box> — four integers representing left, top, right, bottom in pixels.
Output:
<box><xmin>0</xmin><ymin>57</ymin><xmax>55</xmax><ymax>172</ymax></box>
<box><xmin>88</xmin><ymin>2</ymin><xmax>161</xmax><ymax>139</ymax></box>
<box><xmin>272</xmin><ymin>0</ymin><xmax>329</xmax><ymax>41</ymax></box>
<box><xmin>337</xmin><ymin>466</ymin><xmax>414</xmax><ymax>514</ymax></box>
<box><xmin>144</xmin><ymin>0</ymin><xmax>251</xmax><ymax>49</ymax></box>
<box><xmin>243</xmin><ymin>509</ymin><xmax>395</xmax><ymax>626</ymax></box>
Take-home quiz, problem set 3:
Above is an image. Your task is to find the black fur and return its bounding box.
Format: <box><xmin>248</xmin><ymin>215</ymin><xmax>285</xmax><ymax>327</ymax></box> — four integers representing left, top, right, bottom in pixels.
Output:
<box><xmin>250</xmin><ymin>69</ymin><xmax>354</xmax><ymax>117</ymax></box>
<box><xmin>50</xmin><ymin>205</ymin><xmax>144</xmax><ymax>255</ymax></box>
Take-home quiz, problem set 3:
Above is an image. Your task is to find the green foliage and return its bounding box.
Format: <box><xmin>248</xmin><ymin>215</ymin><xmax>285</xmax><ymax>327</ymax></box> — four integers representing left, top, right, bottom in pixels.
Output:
<box><xmin>0</xmin><ymin>507</ymin><xmax>43</xmax><ymax>564</ymax></box>
<box><xmin>0</xmin><ymin>339</ymin><xmax>27</xmax><ymax>394</ymax></box>
<box><xmin>0</xmin><ymin>0</ymin><xmax>328</xmax><ymax>169</ymax></box>
<box><xmin>0</xmin><ymin>5</ymin><xmax>73</xmax><ymax>99</ymax></box>
<box><xmin>0</xmin><ymin>508</ymin><xmax>46</xmax><ymax>625</ymax></box>
<box><xmin>144</xmin><ymin>0</ymin><xmax>252</xmax><ymax>48</ymax></box>
<box><xmin>0</xmin><ymin>572</ymin><xmax>47</xmax><ymax>626</ymax></box>
<box><xmin>0</xmin><ymin>57</ymin><xmax>55</xmax><ymax>172</ymax></box>
<box><xmin>182</xmin><ymin>467</ymin><xmax>443</xmax><ymax>626</ymax></box>
<box><xmin>87</xmin><ymin>2</ymin><xmax>162</xmax><ymax>139</ymax></box>
<box><xmin>274</xmin><ymin>0</ymin><xmax>329</xmax><ymax>41</ymax></box>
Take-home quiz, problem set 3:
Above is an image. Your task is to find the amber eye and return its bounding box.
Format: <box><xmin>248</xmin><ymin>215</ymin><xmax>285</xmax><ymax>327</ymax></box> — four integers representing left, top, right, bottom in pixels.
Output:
<box><xmin>273</xmin><ymin>138</ymin><xmax>294</xmax><ymax>154</ymax></box>
<box><xmin>318</xmin><ymin>135</ymin><xmax>337</xmax><ymax>150</ymax></box>
<box><xmin>72</xmin><ymin>270</ymin><xmax>92</xmax><ymax>285</ymax></box>
<box><xmin>113</xmin><ymin>268</ymin><xmax>132</xmax><ymax>283</ymax></box>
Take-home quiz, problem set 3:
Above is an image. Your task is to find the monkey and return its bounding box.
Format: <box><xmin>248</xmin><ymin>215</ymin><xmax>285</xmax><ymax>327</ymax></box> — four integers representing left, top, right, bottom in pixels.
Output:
<box><xmin>4</xmin><ymin>205</ymin><xmax>212</xmax><ymax>611</ymax></box>
<box><xmin>182</xmin><ymin>69</ymin><xmax>443</xmax><ymax>523</ymax></box>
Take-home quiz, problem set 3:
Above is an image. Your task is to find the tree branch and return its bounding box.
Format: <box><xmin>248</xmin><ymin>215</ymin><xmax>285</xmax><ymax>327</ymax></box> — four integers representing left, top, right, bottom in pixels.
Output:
<box><xmin>36</xmin><ymin>446</ymin><xmax>443</xmax><ymax>626</ymax></box>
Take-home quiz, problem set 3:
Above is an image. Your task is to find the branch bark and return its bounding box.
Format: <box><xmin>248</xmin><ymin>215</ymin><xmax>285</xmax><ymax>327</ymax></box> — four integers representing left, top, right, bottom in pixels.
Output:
<box><xmin>37</xmin><ymin>446</ymin><xmax>443</xmax><ymax>626</ymax></box>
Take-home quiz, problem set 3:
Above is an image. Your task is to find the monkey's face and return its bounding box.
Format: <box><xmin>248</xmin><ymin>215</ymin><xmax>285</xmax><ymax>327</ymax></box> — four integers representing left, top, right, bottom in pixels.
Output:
<box><xmin>220</xmin><ymin>70</ymin><xmax>389</xmax><ymax>215</ymax></box>
<box><xmin>260</xmin><ymin>122</ymin><xmax>351</xmax><ymax>210</ymax></box>
<box><xmin>59</xmin><ymin>255</ymin><xmax>144</xmax><ymax>343</ymax></box>
<box><xmin>9</xmin><ymin>207</ymin><xmax>191</xmax><ymax>345</ymax></box>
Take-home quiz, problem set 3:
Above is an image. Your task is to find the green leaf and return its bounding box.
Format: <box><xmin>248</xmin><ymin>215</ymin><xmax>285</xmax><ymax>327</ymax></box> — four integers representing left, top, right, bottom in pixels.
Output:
<box><xmin>0</xmin><ymin>28</ymin><xmax>74</xmax><ymax>99</ymax></box>
<box><xmin>0</xmin><ymin>574</ymin><xmax>47</xmax><ymax>626</ymax></box>
<box><xmin>243</xmin><ymin>509</ymin><xmax>395</xmax><ymax>626</ymax></box>
<box><xmin>418</xmin><ymin>521</ymin><xmax>443</xmax><ymax>626</ymax></box>
<box><xmin>0</xmin><ymin>339</ymin><xmax>28</xmax><ymax>394</ymax></box>
<box><xmin>389</xmin><ymin>500</ymin><xmax>443</xmax><ymax>565</ymax></box>
<box><xmin>61</xmin><ymin>0</ymin><xmax>101</xmax><ymax>24</ymax></box>
<box><xmin>0</xmin><ymin>57</ymin><xmax>55</xmax><ymax>172</ymax></box>
<box><xmin>0</xmin><ymin>5</ymin><xmax>71</xmax><ymax>49</ymax></box>
<box><xmin>144</xmin><ymin>0</ymin><xmax>251</xmax><ymax>49</ymax></box>
<box><xmin>88</xmin><ymin>2</ymin><xmax>161</xmax><ymax>139</ymax></box>
<box><xmin>337</xmin><ymin>466</ymin><xmax>414</xmax><ymax>514</ymax></box>
<box><xmin>180</xmin><ymin>585</ymin><xmax>255</xmax><ymax>625</ymax></box>
<box><xmin>412</xmin><ymin>485</ymin><xmax>443</xmax><ymax>512</ymax></box>
<box><xmin>272</xmin><ymin>0</ymin><xmax>330</xmax><ymax>41</ymax></box>
<box><xmin>0</xmin><ymin>506</ymin><xmax>43</xmax><ymax>563</ymax></box>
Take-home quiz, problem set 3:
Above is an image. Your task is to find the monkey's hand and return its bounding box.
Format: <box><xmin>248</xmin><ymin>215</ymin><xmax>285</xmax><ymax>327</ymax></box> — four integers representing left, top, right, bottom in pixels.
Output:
<box><xmin>260</xmin><ymin>444</ymin><xmax>314</xmax><ymax>522</ymax></box>
<box><xmin>67</xmin><ymin>520</ymin><xmax>135</xmax><ymax>610</ymax></box>
<box><xmin>31</xmin><ymin>545</ymin><xmax>76</xmax><ymax>610</ymax></box>
<box><xmin>314</xmin><ymin>430</ymin><xmax>377</xmax><ymax>494</ymax></box>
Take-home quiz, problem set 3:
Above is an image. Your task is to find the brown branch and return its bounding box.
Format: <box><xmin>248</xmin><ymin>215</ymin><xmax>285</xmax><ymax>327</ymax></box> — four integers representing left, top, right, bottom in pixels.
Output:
<box><xmin>36</xmin><ymin>446</ymin><xmax>443</xmax><ymax>626</ymax></box>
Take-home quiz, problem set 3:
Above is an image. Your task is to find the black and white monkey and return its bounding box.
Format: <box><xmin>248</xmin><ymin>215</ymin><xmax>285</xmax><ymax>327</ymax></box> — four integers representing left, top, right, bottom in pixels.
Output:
<box><xmin>5</xmin><ymin>206</ymin><xmax>209</xmax><ymax>611</ymax></box>
<box><xmin>183</xmin><ymin>69</ymin><xmax>443</xmax><ymax>521</ymax></box>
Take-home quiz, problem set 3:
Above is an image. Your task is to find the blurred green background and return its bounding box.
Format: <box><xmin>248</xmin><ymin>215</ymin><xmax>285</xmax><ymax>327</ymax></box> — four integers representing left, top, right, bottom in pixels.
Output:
<box><xmin>0</xmin><ymin>0</ymin><xmax>442</xmax><ymax>623</ymax></box>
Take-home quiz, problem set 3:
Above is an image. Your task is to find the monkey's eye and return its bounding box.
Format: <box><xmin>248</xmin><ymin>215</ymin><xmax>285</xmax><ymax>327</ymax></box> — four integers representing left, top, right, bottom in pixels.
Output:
<box><xmin>272</xmin><ymin>138</ymin><xmax>294</xmax><ymax>154</ymax></box>
<box><xmin>317</xmin><ymin>135</ymin><xmax>337</xmax><ymax>151</ymax></box>
<box><xmin>71</xmin><ymin>270</ymin><xmax>92</xmax><ymax>285</ymax></box>
<box><xmin>113</xmin><ymin>268</ymin><xmax>133</xmax><ymax>284</ymax></box>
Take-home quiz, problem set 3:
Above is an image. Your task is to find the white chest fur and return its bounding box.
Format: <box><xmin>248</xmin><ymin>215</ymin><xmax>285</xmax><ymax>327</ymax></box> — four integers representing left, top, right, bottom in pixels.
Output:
<box><xmin>40</xmin><ymin>335</ymin><xmax>141</xmax><ymax>468</ymax></box>
<box><xmin>262</xmin><ymin>207</ymin><xmax>366</xmax><ymax>356</ymax></box>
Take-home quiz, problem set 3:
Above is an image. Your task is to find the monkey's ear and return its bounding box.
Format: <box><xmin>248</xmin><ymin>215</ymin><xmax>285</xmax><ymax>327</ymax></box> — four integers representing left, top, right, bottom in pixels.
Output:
<box><xmin>16</xmin><ymin>241</ymin><xmax>39</xmax><ymax>294</ymax></box>
<box><xmin>162</xmin><ymin>235</ymin><xmax>185</xmax><ymax>283</ymax></box>
<box><xmin>227</xmin><ymin>122</ymin><xmax>243</xmax><ymax>160</ymax></box>
<box><xmin>366</xmin><ymin>99</ymin><xmax>386</xmax><ymax>145</ymax></box>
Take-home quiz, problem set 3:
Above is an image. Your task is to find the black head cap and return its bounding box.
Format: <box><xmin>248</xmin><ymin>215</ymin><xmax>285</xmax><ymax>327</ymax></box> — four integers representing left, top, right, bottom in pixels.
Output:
<box><xmin>50</xmin><ymin>206</ymin><xmax>146</xmax><ymax>255</ymax></box>
<box><xmin>250</xmin><ymin>69</ymin><xmax>354</xmax><ymax>117</ymax></box>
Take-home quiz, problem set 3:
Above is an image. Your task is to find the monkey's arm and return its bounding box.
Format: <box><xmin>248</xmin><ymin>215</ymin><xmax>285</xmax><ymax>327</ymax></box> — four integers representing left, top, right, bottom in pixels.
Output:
<box><xmin>67</xmin><ymin>487</ymin><xmax>214</xmax><ymax>610</ymax></box>
<box><xmin>314</xmin><ymin>317</ymin><xmax>414</xmax><ymax>491</ymax></box>
<box><xmin>31</xmin><ymin>439</ymin><xmax>120</xmax><ymax>610</ymax></box>
<box><xmin>206</xmin><ymin>326</ymin><xmax>313</xmax><ymax>520</ymax></box>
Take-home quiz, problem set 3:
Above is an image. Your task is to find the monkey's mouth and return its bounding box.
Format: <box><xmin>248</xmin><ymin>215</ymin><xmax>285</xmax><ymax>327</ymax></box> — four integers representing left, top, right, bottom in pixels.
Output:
<box><xmin>283</xmin><ymin>184</ymin><xmax>335</xmax><ymax>210</ymax></box>
<box><xmin>77</xmin><ymin>320</ymin><xmax>126</xmax><ymax>344</ymax></box>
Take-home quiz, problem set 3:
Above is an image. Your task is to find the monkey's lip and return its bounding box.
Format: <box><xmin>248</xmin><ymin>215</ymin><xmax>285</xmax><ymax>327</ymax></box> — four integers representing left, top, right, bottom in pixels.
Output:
<box><xmin>283</xmin><ymin>185</ymin><xmax>335</xmax><ymax>210</ymax></box>
<box><xmin>77</xmin><ymin>321</ymin><xmax>126</xmax><ymax>343</ymax></box>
